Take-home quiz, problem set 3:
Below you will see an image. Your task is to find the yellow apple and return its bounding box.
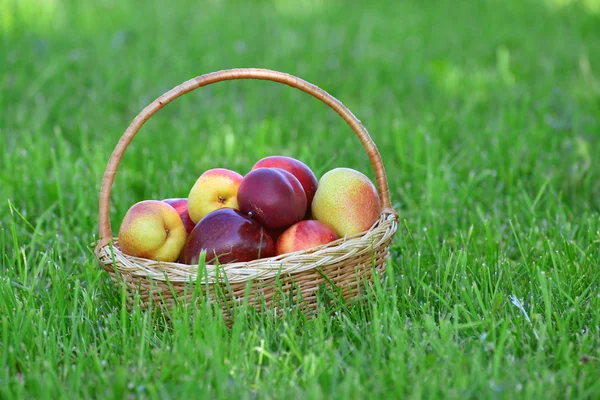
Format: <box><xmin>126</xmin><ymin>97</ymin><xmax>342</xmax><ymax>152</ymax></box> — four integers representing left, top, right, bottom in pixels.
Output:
<box><xmin>117</xmin><ymin>200</ymin><xmax>187</xmax><ymax>262</ymax></box>
<box><xmin>311</xmin><ymin>168</ymin><xmax>381</xmax><ymax>237</ymax></box>
<box><xmin>188</xmin><ymin>168</ymin><xmax>243</xmax><ymax>223</ymax></box>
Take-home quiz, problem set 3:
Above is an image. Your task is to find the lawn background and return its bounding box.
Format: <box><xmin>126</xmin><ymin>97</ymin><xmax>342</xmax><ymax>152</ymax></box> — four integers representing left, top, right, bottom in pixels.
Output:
<box><xmin>1</xmin><ymin>0</ymin><xmax>600</xmax><ymax>398</ymax></box>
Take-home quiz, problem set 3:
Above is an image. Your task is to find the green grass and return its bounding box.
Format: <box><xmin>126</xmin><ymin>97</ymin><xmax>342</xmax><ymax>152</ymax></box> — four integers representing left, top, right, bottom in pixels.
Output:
<box><xmin>2</xmin><ymin>0</ymin><xmax>600</xmax><ymax>398</ymax></box>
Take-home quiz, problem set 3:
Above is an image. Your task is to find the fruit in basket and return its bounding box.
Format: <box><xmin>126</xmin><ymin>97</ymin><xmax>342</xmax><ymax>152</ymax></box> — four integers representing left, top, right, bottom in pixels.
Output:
<box><xmin>275</xmin><ymin>220</ymin><xmax>338</xmax><ymax>255</ymax></box>
<box><xmin>252</xmin><ymin>156</ymin><xmax>318</xmax><ymax>208</ymax></box>
<box><xmin>188</xmin><ymin>168</ymin><xmax>243</xmax><ymax>223</ymax></box>
<box><xmin>162</xmin><ymin>198</ymin><xmax>195</xmax><ymax>235</ymax></box>
<box><xmin>180</xmin><ymin>208</ymin><xmax>275</xmax><ymax>265</ymax></box>
<box><xmin>311</xmin><ymin>168</ymin><xmax>381</xmax><ymax>237</ymax></box>
<box><xmin>117</xmin><ymin>200</ymin><xmax>187</xmax><ymax>262</ymax></box>
<box><xmin>237</xmin><ymin>168</ymin><xmax>307</xmax><ymax>230</ymax></box>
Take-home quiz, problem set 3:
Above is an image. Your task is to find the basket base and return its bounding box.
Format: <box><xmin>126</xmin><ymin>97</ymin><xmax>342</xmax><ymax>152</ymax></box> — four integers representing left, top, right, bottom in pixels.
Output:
<box><xmin>95</xmin><ymin>213</ymin><xmax>398</xmax><ymax>323</ymax></box>
<box><xmin>103</xmin><ymin>241</ymin><xmax>391</xmax><ymax>323</ymax></box>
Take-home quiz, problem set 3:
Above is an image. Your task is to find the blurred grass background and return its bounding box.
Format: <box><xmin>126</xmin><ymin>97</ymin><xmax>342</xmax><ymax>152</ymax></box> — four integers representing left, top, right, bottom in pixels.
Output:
<box><xmin>1</xmin><ymin>0</ymin><xmax>600</xmax><ymax>398</ymax></box>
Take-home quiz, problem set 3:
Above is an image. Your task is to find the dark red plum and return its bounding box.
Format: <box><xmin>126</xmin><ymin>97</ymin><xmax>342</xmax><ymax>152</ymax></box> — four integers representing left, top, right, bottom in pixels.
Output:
<box><xmin>252</xmin><ymin>156</ymin><xmax>318</xmax><ymax>208</ymax></box>
<box><xmin>180</xmin><ymin>208</ymin><xmax>275</xmax><ymax>265</ymax></box>
<box><xmin>237</xmin><ymin>168</ymin><xmax>307</xmax><ymax>230</ymax></box>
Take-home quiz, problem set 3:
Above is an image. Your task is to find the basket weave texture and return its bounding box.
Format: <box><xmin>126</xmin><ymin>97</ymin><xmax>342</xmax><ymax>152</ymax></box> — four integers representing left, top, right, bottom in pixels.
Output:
<box><xmin>94</xmin><ymin>68</ymin><xmax>399</xmax><ymax>318</ymax></box>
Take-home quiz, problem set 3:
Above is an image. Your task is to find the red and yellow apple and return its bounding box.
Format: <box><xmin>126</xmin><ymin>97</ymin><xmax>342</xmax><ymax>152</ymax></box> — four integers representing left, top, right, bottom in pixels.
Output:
<box><xmin>117</xmin><ymin>200</ymin><xmax>187</xmax><ymax>262</ymax></box>
<box><xmin>188</xmin><ymin>168</ymin><xmax>243</xmax><ymax>223</ymax></box>
<box><xmin>237</xmin><ymin>168</ymin><xmax>307</xmax><ymax>230</ymax></box>
<box><xmin>311</xmin><ymin>168</ymin><xmax>381</xmax><ymax>237</ymax></box>
<box><xmin>252</xmin><ymin>156</ymin><xmax>318</xmax><ymax>208</ymax></box>
<box><xmin>162</xmin><ymin>198</ymin><xmax>195</xmax><ymax>235</ymax></box>
<box><xmin>275</xmin><ymin>220</ymin><xmax>338</xmax><ymax>255</ymax></box>
<box><xmin>180</xmin><ymin>208</ymin><xmax>275</xmax><ymax>265</ymax></box>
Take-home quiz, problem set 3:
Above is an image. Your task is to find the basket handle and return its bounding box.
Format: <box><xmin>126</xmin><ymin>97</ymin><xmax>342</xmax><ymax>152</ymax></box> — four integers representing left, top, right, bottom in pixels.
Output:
<box><xmin>98</xmin><ymin>68</ymin><xmax>396</xmax><ymax>245</ymax></box>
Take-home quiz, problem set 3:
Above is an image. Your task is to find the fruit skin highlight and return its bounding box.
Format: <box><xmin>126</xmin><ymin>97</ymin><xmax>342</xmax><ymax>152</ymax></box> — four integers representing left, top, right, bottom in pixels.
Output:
<box><xmin>180</xmin><ymin>208</ymin><xmax>275</xmax><ymax>265</ymax></box>
<box><xmin>117</xmin><ymin>200</ymin><xmax>187</xmax><ymax>262</ymax></box>
<box><xmin>311</xmin><ymin>168</ymin><xmax>381</xmax><ymax>237</ymax></box>
<box><xmin>275</xmin><ymin>220</ymin><xmax>338</xmax><ymax>256</ymax></box>
<box><xmin>237</xmin><ymin>168</ymin><xmax>307</xmax><ymax>230</ymax></box>
<box><xmin>188</xmin><ymin>168</ymin><xmax>243</xmax><ymax>223</ymax></box>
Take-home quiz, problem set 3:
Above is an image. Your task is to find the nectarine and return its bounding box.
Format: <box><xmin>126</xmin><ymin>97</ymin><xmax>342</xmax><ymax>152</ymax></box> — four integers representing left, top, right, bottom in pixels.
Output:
<box><xmin>311</xmin><ymin>168</ymin><xmax>381</xmax><ymax>237</ymax></box>
<box><xmin>188</xmin><ymin>168</ymin><xmax>243</xmax><ymax>223</ymax></box>
<box><xmin>275</xmin><ymin>220</ymin><xmax>338</xmax><ymax>255</ymax></box>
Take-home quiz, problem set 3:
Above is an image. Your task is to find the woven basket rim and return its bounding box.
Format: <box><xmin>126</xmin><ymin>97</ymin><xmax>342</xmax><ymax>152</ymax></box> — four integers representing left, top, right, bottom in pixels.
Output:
<box><xmin>95</xmin><ymin>212</ymin><xmax>398</xmax><ymax>284</ymax></box>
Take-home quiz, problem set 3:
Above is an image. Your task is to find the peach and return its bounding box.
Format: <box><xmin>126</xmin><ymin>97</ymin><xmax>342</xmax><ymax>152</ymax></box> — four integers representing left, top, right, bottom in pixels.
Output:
<box><xmin>275</xmin><ymin>220</ymin><xmax>338</xmax><ymax>255</ymax></box>
<box><xmin>188</xmin><ymin>168</ymin><xmax>243</xmax><ymax>223</ymax></box>
<box><xmin>162</xmin><ymin>198</ymin><xmax>195</xmax><ymax>235</ymax></box>
<box><xmin>311</xmin><ymin>168</ymin><xmax>381</xmax><ymax>237</ymax></box>
<box><xmin>117</xmin><ymin>200</ymin><xmax>187</xmax><ymax>262</ymax></box>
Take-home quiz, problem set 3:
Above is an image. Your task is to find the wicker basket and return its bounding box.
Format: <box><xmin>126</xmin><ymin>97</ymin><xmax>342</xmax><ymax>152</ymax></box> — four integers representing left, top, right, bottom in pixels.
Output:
<box><xmin>94</xmin><ymin>68</ymin><xmax>398</xmax><ymax>320</ymax></box>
